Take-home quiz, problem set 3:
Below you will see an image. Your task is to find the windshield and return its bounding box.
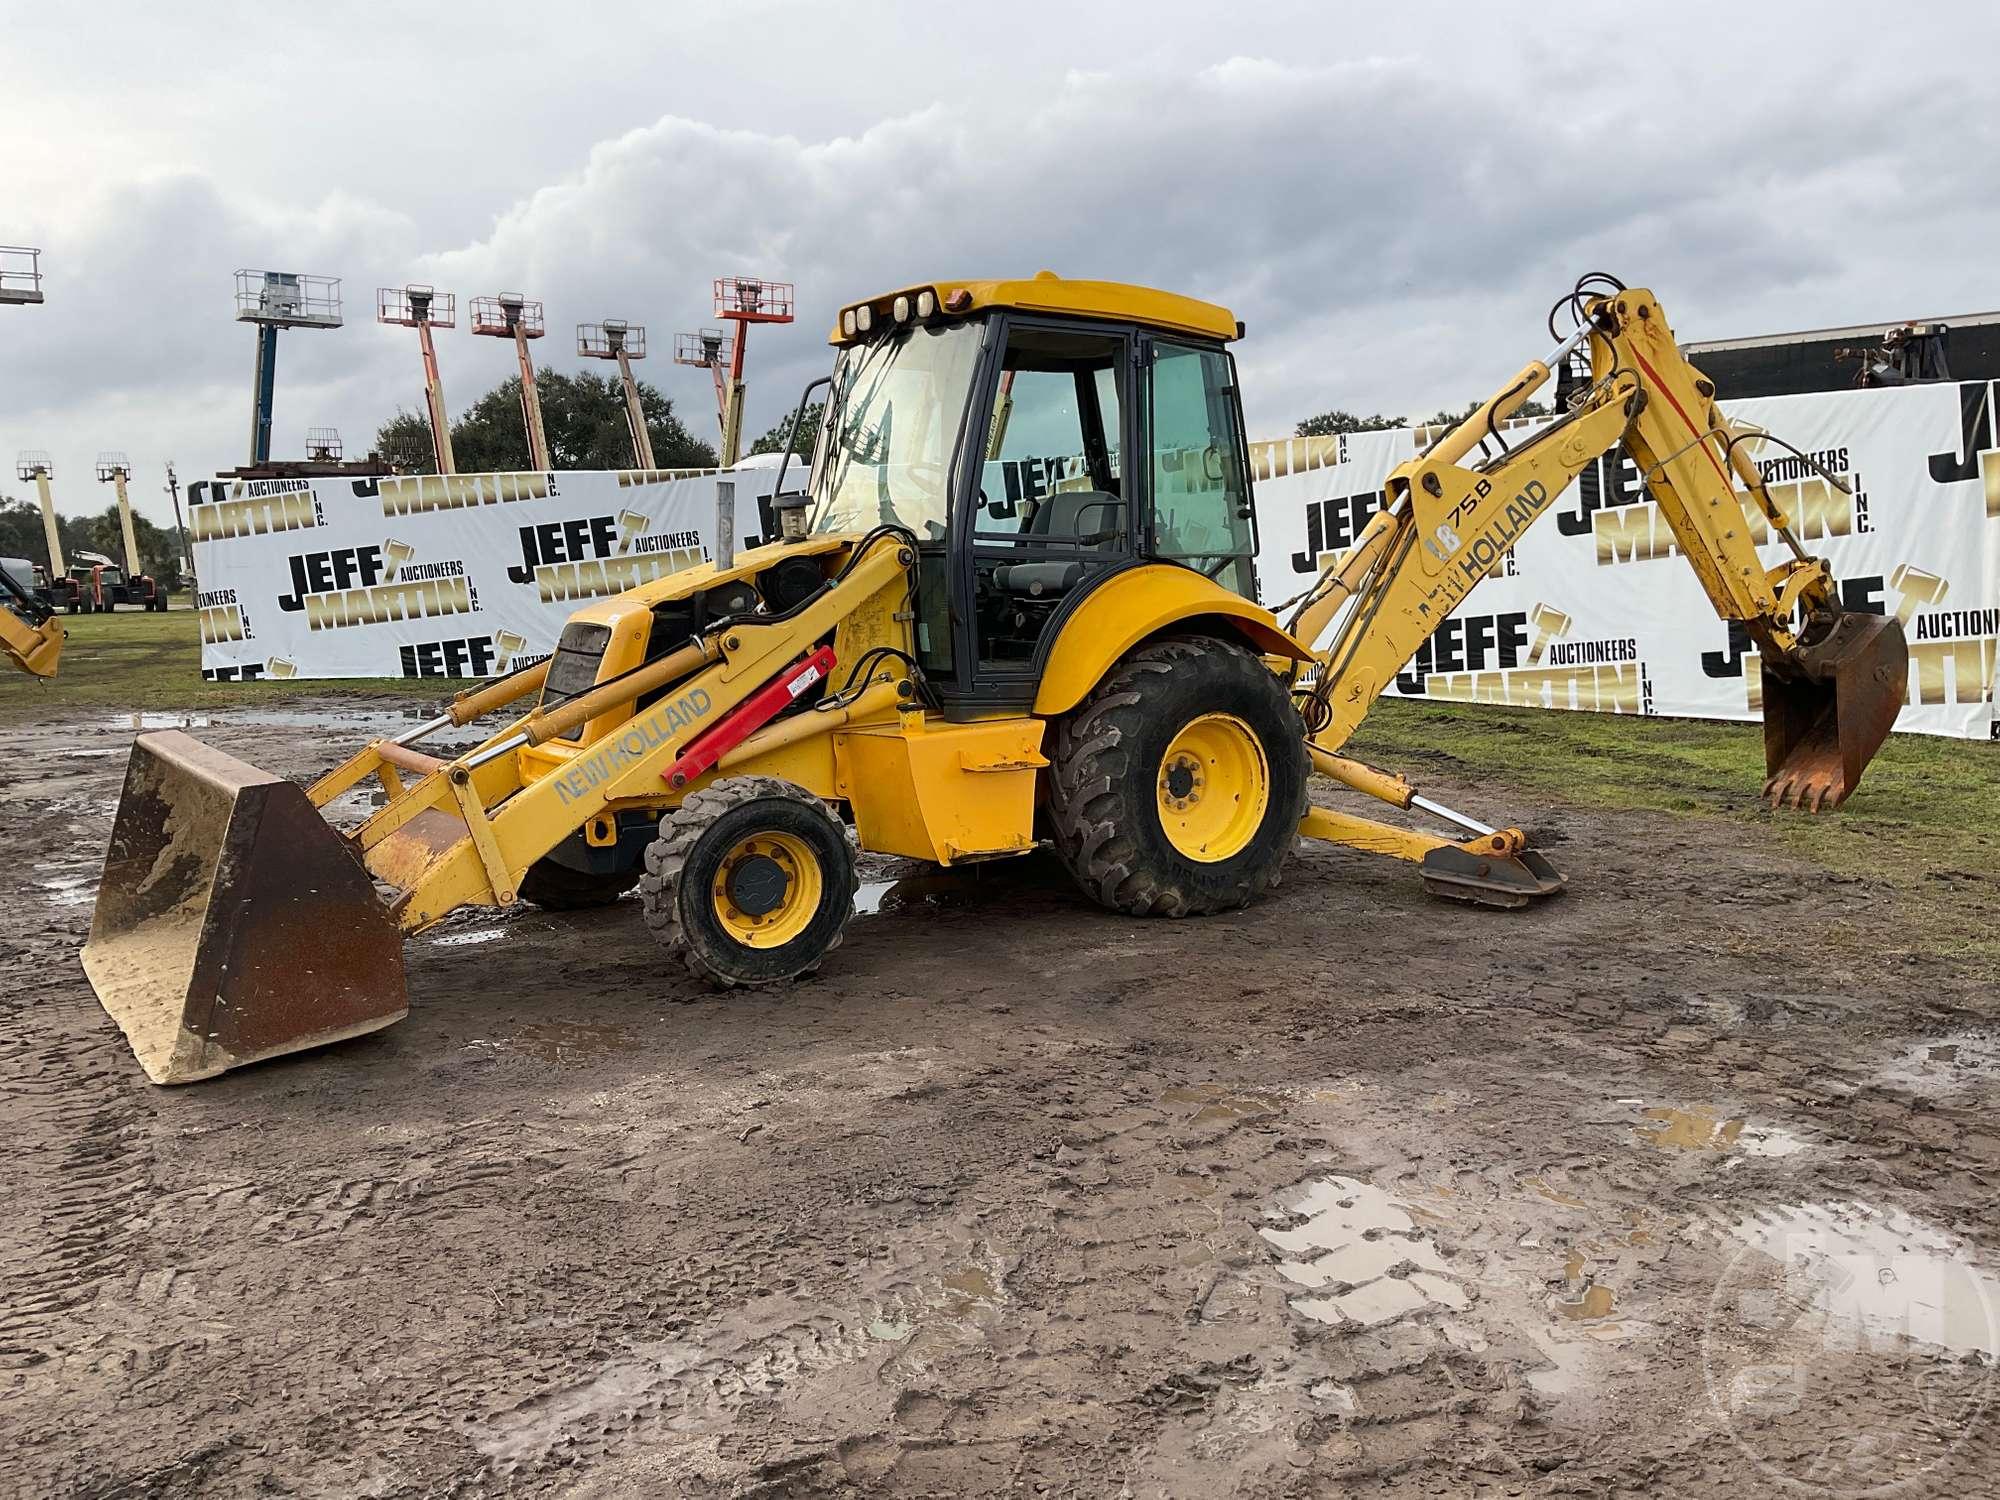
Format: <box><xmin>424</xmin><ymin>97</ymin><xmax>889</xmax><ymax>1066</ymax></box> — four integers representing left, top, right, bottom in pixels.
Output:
<box><xmin>809</xmin><ymin>321</ymin><xmax>984</xmax><ymax>539</ymax></box>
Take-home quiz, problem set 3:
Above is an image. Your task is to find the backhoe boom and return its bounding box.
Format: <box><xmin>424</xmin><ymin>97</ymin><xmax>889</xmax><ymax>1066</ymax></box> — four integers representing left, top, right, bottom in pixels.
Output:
<box><xmin>1282</xmin><ymin>280</ymin><xmax>1908</xmax><ymax>901</ymax></box>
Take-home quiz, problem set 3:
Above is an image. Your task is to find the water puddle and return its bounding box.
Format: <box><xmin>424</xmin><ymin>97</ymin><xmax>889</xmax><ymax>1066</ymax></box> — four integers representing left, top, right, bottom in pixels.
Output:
<box><xmin>1262</xmin><ymin>1175</ymin><xmax>1469</xmax><ymax>1327</ymax></box>
<box><xmin>1554</xmin><ymin>1249</ymin><xmax>1620</xmax><ymax>1324</ymax></box>
<box><xmin>433</xmin><ymin>928</ymin><xmax>507</xmax><ymax>948</ymax></box>
<box><xmin>1725</xmin><ymin>1201</ymin><xmax>2000</xmax><ymax>1357</ymax></box>
<box><xmin>1558</xmin><ymin>1284</ymin><xmax>1617</xmax><ymax>1321</ymax></box>
<box><xmin>36</xmin><ymin>873</ymin><xmax>97</xmax><ymax>908</ymax></box>
<box><xmin>105</xmin><ymin>712</ymin><xmax>212</xmax><ymax>730</ymax></box>
<box><xmin>467</xmin><ymin>1020</ymin><xmax>637</xmax><ymax>1065</ymax></box>
<box><xmin>853</xmin><ymin>870</ymin><xmax>973</xmax><ymax>916</ymax></box>
<box><xmin>870</xmin><ymin>1259</ymin><xmax>1009</xmax><ymax>1352</ymax></box>
<box><xmin>1633</xmin><ymin>1106</ymin><xmax>1810</xmax><ymax>1158</ymax></box>
<box><xmin>60</xmin><ymin>748</ymin><xmax>117</xmax><ymax>759</ymax></box>
<box><xmin>941</xmin><ymin>1267</ymin><xmax>1002</xmax><ymax>1314</ymax></box>
<box><xmin>1735</xmin><ymin>1125</ymin><xmax>1810</xmax><ymax>1158</ymax></box>
<box><xmin>1163</xmin><ymin>1083</ymin><xmax>1284</xmax><ymax>1125</ymax></box>
<box><xmin>1874</xmin><ymin>1032</ymin><xmax>2000</xmax><ymax>1101</ymax></box>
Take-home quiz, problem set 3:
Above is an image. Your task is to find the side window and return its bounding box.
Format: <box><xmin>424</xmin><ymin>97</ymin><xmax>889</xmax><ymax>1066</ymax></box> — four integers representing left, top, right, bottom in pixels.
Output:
<box><xmin>975</xmin><ymin>335</ymin><xmax>1125</xmax><ymax>541</ymax></box>
<box><xmin>1149</xmin><ymin>342</ymin><xmax>1254</xmax><ymax>598</ymax></box>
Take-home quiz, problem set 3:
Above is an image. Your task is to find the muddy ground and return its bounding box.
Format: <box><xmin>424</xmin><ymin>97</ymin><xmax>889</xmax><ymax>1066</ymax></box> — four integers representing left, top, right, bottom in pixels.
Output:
<box><xmin>4</xmin><ymin>697</ymin><xmax>1997</xmax><ymax>1498</ymax></box>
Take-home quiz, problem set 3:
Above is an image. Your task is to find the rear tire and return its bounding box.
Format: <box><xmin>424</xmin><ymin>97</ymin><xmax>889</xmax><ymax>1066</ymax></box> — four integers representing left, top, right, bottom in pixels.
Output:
<box><xmin>1048</xmin><ymin>635</ymin><xmax>1308</xmax><ymax>916</ymax></box>
<box><xmin>516</xmin><ymin>858</ymin><xmax>638</xmax><ymax>911</ymax></box>
<box><xmin>638</xmin><ymin>776</ymin><xmax>857</xmax><ymax>988</ymax></box>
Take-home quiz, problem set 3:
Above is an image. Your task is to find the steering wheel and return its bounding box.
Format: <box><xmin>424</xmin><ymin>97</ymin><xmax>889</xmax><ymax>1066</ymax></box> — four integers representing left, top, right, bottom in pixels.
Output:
<box><xmin>1198</xmin><ymin>553</ymin><xmax>1240</xmax><ymax>580</ymax></box>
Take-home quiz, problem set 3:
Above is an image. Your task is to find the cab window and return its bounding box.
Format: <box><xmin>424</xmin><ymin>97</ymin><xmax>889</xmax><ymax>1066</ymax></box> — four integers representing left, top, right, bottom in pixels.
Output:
<box><xmin>969</xmin><ymin>326</ymin><xmax>1130</xmax><ymax>673</ymax></box>
<box><xmin>1149</xmin><ymin>341</ymin><xmax>1255</xmax><ymax>598</ymax></box>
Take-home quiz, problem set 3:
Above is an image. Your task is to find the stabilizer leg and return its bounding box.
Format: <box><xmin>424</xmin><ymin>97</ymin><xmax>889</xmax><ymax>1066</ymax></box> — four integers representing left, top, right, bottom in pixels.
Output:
<box><xmin>1302</xmin><ymin>746</ymin><xmax>1567</xmax><ymax>909</ymax></box>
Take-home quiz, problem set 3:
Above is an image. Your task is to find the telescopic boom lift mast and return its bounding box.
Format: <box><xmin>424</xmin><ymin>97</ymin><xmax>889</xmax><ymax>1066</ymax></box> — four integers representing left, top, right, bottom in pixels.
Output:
<box><xmin>472</xmin><ymin>293</ymin><xmax>550</xmax><ymax>471</ymax></box>
<box><xmin>711</xmin><ymin>276</ymin><xmax>794</xmax><ymax>467</ymax></box>
<box><xmin>16</xmin><ymin>452</ymin><xmax>61</xmax><ymax>575</ymax></box>
<box><xmin>378</xmin><ymin>285</ymin><xmax>458</xmax><ymax>475</ymax></box>
<box><xmin>3</xmin><ymin>255</ymin><xmax>52</xmax><ymax>568</ymax></box>
<box><xmin>95</xmin><ymin>452</ymin><xmax>140</xmax><ymax>574</ymax></box>
<box><xmin>673</xmin><ymin>327</ymin><xmax>733</xmax><ymax>449</ymax></box>
<box><xmin>579</xmin><ymin>319</ymin><xmax>656</xmax><ymax>469</ymax></box>
<box><xmin>234</xmin><ymin>271</ymin><xmax>342</xmax><ymax>465</ymax></box>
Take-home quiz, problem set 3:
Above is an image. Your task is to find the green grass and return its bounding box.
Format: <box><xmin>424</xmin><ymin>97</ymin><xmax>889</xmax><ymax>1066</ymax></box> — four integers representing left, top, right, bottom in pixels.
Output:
<box><xmin>0</xmin><ymin>604</ymin><xmax>417</xmax><ymax>715</ymax></box>
<box><xmin>1349</xmin><ymin>697</ymin><xmax>2000</xmax><ymax>959</ymax></box>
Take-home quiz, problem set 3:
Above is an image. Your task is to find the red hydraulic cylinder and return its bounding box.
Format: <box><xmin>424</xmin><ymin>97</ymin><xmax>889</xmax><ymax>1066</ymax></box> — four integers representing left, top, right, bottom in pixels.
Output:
<box><xmin>662</xmin><ymin>646</ymin><xmax>837</xmax><ymax>789</ymax></box>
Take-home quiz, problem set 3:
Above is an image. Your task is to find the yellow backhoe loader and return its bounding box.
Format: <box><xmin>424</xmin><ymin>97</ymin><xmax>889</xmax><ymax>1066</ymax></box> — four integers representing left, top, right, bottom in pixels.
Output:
<box><xmin>83</xmin><ymin>272</ymin><xmax>1908</xmax><ymax>1084</ymax></box>
<box><xmin>3</xmin><ymin>556</ymin><xmax>64</xmax><ymax>678</ymax></box>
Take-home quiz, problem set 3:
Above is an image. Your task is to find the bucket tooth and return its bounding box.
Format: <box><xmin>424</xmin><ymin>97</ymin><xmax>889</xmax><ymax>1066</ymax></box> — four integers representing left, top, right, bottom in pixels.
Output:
<box><xmin>81</xmin><ymin>731</ymin><xmax>408</xmax><ymax>1085</ymax></box>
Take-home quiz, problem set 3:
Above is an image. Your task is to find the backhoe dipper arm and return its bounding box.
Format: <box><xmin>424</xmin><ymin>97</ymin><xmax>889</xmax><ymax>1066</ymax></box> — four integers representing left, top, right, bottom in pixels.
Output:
<box><xmin>1289</xmin><ymin>282</ymin><xmax>1906</xmax><ymax>815</ymax></box>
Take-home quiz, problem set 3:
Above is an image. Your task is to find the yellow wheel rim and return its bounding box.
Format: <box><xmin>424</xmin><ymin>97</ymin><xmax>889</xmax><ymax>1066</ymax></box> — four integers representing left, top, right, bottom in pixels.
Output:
<box><xmin>711</xmin><ymin>830</ymin><xmax>823</xmax><ymax>947</ymax></box>
<box><xmin>1157</xmin><ymin>712</ymin><xmax>1270</xmax><ymax>863</ymax></box>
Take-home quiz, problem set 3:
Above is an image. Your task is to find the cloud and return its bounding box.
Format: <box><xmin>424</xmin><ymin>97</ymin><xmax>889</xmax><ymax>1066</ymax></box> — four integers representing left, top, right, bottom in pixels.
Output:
<box><xmin>8</xmin><ymin>23</ymin><xmax>1998</xmax><ymax>528</ymax></box>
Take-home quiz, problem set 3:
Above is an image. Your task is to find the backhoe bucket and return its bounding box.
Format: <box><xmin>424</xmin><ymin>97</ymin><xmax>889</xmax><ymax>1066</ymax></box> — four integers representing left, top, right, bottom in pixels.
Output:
<box><xmin>81</xmin><ymin>731</ymin><xmax>407</xmax><ymax>1085</ymax></box>
<box><xmin>1760</xmin><ymin>611</ymin><xmax>1910</xmax><ymax>812</ymax></box>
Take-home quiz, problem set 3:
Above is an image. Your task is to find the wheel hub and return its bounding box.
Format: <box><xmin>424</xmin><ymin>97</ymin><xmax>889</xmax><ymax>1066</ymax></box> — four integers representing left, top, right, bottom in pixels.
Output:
<box><xmin>711</xmin><ymin>831</ymin><xmax>824</xmax><ymax>947</ymax></box>
<box><xmin>727</xmin><ymin>853</ymin><xmax>788</xmax><ymax>917</ymax></box>
<box><xmin>1156</xmin><ymin>713</ymin><xmax>1270</xmax><ymax>863</ymax></box>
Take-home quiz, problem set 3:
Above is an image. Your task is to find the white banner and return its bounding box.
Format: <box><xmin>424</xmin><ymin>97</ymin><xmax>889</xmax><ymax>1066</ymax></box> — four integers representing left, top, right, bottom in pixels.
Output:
<box><xmin>1249</xmin><ymin>380</ymin><xmax>2000</xmax><ymax>741</ymax></box>
<box><xmin>191</xmin><ymin>465</ymin><xmax>796</xmax><ymax>681</ymax></box>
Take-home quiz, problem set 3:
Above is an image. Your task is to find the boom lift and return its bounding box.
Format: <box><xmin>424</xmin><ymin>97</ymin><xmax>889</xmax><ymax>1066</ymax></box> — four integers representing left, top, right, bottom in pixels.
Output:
<box><xmin>83</xmin><ymin>273</ymin><xmax>1907</xmax><ymax>1084</ymax></box>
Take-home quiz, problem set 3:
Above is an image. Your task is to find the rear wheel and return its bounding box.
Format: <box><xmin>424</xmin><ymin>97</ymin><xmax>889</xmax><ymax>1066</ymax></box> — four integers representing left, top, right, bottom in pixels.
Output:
<box><xmin>1049</xmin><ymin>635</ymin><xmax>1308</xmax><ymax>916</ymax></box>
<box><xmin>639</xmin><ymin>776</ymin><xmax>857</xmax><ymax>988</ymax></box>
<box><xmin>516</xmin><ymin>857</ymin><xmax>638</xmax><ymax>911</ymax></box>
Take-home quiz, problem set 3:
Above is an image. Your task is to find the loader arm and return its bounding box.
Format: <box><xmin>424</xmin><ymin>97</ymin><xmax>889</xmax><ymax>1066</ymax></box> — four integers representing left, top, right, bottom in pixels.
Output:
<box><xmin>1289</xmin><ymin>280</ymin><xmax>1907</xmax><ymax>813</ymax></box>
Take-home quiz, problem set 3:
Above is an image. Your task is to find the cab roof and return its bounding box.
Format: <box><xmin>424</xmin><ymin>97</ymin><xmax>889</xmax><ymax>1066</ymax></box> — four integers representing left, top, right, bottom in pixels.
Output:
<box><xmin>829</xmin><ymin>271</ymin><xmax>1239</xmax><ymax>347</ymax></box>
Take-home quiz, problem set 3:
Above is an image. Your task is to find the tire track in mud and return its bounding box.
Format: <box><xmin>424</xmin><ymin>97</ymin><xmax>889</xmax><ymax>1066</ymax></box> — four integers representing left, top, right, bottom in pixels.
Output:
<box><xmin>453</xmin><ymin>1242</ymin><xmax>1012</xmax><ymax>1493</ymax></box>
<box><xmin>0</xmin><ymin>1012</ymin><xmax>154</xmax><ymax>1371</ymax></box>
<box><xmin>0</xmin><ymin>991</ymin><xmax>160</xmax><ymax>1498</ymax></box>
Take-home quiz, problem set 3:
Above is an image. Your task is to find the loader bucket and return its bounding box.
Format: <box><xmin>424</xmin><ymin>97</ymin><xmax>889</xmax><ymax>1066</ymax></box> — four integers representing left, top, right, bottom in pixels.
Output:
<box><xmin>81</xmin><ymin>731</ymin><xmax>408</xmax><ymax>1085</ymax></box>
<box><xmin>1760</xmin><ymin>611</ymin><xmax>1910</xmax><ymax>812</ymax></box>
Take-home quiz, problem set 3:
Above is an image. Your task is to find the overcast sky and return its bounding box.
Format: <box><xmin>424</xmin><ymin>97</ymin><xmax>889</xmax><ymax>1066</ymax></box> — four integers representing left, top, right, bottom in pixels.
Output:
<box><xmin>4</xmin><ymin>0</ymin><xmax>1996</xmax><ymax>527</ymax></box>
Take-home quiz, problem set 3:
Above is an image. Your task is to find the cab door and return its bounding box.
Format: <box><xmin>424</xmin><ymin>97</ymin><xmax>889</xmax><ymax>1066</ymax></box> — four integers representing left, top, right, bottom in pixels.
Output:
<box><xmin>1138</xmin><ymin>336</ymin><xmax>1259</xmax><ymax>600</ymax></box>
<box><xmin>954</xmin><ymin>317</ymin><xmax>1137</xmax><ymax>703</ymax></box>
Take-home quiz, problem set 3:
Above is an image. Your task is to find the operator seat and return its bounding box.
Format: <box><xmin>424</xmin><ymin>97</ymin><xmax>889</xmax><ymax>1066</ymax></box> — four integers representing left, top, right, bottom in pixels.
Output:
<box><xmin>993</xmin><ymin>488</ymin><xmax>1124</xmax><ymax>598</ymax></box>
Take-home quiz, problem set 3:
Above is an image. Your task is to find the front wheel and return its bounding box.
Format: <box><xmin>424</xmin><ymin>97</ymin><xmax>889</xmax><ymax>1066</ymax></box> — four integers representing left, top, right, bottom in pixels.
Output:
<box><xmin>1048</xmin><ymin>635</ymin><xmax>1309</xmax><ymax>917</ymax></box>
<box><xmin>638</xmin><ymin>776</ymin><xmax>857</xmax><ymax>988</ymax></box>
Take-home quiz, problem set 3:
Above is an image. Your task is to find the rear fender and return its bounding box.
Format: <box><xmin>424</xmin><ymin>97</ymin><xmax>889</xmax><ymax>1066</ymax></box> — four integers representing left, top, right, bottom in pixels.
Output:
<box><xmin>1031</xmin><ymin>564</ymin><xmax>1312</xmax><ymax>717</ymax></box>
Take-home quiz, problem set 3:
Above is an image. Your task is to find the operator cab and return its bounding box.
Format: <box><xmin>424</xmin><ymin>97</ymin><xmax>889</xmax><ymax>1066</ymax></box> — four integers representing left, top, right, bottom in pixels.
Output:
<box><xmin>802</xmin><ymin>273</ymin><xmax>1259</xmax><ymax>706</ymax></box>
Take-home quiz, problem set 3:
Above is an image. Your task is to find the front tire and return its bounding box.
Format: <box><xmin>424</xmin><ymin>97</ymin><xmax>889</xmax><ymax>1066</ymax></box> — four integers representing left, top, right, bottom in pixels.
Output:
<box><xmin>638</xmin><ymin>776</ymin><xmax>857</xmax><ymax>988</ymax></box>
<box><xmin>1049</xmin><ymin>635</ymin><xmax>1309</xmax><ymax>916</ymax></box>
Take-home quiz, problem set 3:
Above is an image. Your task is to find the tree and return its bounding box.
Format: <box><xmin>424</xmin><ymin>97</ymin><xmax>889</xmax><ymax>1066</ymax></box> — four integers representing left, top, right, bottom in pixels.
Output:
<box><xmin>1296</xmin><ymin>399</ymin><xmax>1553</xmax><ymax>439</ymax></box>
<box><xmin>749</xmin><ymin>400</ymin><xmax>824</xmax><ymax>459</ymax></box>
<box><xmin>1295</xmin><ymin>410</ymin><xmax>1402</xmax><ymax>437</ymax></box>
<box><xmin>0</xmin><ymin>498</ymin><xmax>182</xmax><ymax>584</ymax></box>
<box><xmin>1417</xmin><ymin>398</ymin><xmax>1553</xmax><ymax>430</ymax></box>
<box><xmin>372</xmin><ymin>371</ymin><xmax>718</xmax><ymax>475</ymax></box>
